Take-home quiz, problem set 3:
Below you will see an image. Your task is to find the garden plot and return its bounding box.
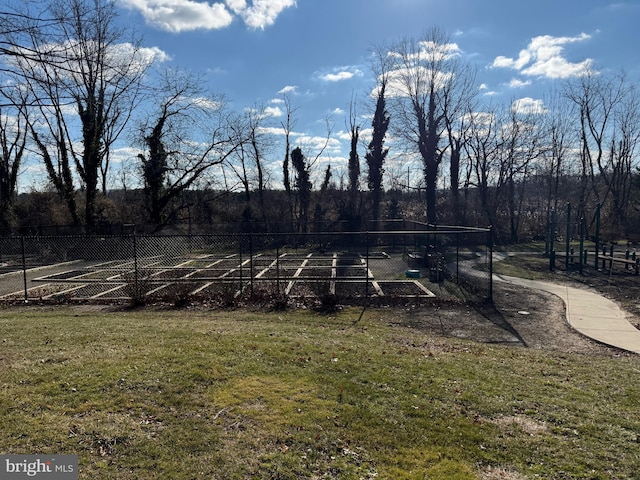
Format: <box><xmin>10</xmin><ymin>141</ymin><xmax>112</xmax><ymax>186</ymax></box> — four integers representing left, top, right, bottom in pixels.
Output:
<box><xmin>6</xmin><ymin>250</ymin><xmax>436</xmax><ymax>302</ymax></box>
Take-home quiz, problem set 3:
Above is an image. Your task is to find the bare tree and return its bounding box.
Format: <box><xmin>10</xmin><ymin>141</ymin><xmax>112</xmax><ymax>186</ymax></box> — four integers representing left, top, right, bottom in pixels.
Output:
<box><xmin>464</xmin><ymin>108</ymin><xmax>501</xmax><ymax>228</ymax></box>
<box><xmin>538</xmin><ymin>93</ymin><xmax>576</xmax><ymax>239</ymax></box>
<box><xmin>226</xmin><ymin>113</ymin><xmax>253</xmax><ymax>204</ymax></box>
<box><xmin>387</xmin><ymin>28</ymin><xmax>475</xmax><ymax>224</ymax></box>
<box><xmin>137</xmin><ymin>69</ymin><xmax>239</xmax><ymax>228</ymax></box>
<box><xmin>7</xmin><ymin>0</ymin><xmax>154</xmax><ymax>229</ymax></box>
<box><xmin>463</xmin><ymin>100</ymin><xmax>545</xmax><ymax>240</ymax></box>
<box><xmin>0</xmin><ymin>7</ymin><xmax>67</xmax><ymax>89</ymax></box>
<box><xmin>227</xmin><ymin>104</ymin><xmax>273</xmax><ymax>225</ymax></box>
<box><xmin>565</xmin><ymin>70</ymin><xmax>640</xmax><ymax>234</ymax></box>
<box><xmin>249</xmin><ymin>108</ymin><xmax>270</xmax><ymax>223</ymax></box>
<box><xmin>0</xmin><ymin>85</ymin><xmax>30</xmax><ymax>229</ymax></box>
<box><xmin>276</xmin><ymin>93</ymin><xmax>301</xmax><ymax>227</ymax></box>
<box><xmin>499</xmin><ymin>102</ymin><xmax>545</xmax><ymax>242</ymax></box>
<box><xmin>443</xmin><ymin>67</ymin><xmax>476</xmax><ymax>223</ymax></box>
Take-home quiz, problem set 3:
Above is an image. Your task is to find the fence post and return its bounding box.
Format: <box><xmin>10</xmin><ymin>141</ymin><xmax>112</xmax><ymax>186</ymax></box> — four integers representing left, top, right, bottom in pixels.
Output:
<box><xmin>239</xmin><ymin>236</ymin><xmax>244</xmax><ymax>296</ymax></box>
<box><xmin>579</xmin><ymin>217</ymin><xmax>585</xmax><ymax>275</ymax></box>
<box><xmin>594</xmin><ymin>203</ymin><xmax>601</xmax><ymax>269</ymax></box>
<box><xmin>365</xmin><ymin>231</ymin><xmax>370</xmax><ymax>302</ymax></box>
<box><xmin>565</xmin><ymin>202</ymin><xmax>571</xmax><ymax>270</ymax></box>
<box><xmin>21</xmin><ymin>236</ymin><xmax>28</xmax><ymax>302</ymax></box>
<box><xmin>276</xmin><ymin>240</ymin><xmax>280</xmax><ymax>294</ymax></box>
<box><xmin>132</xmin><ymin>233</ymin><xmax>138</xmax><ymax>297</ymax></box>
<box><xmin>550</xmin><ymin>209</ymin><xmax>556</xmax><ymax>256</ymax></box>
<box><xmin>488</xmin><ymin>226</ymin><xmax>493</xmax><ymax>302</ymax></box>
<box><xmin>249</xmin><ymin>233</ymin><xmax>254</xmax><ymax>296</ymax></box>
<box><xmin>456</xmin><ymin>232</ymin><xmax>460</xmax><ymax>283</ymax></box>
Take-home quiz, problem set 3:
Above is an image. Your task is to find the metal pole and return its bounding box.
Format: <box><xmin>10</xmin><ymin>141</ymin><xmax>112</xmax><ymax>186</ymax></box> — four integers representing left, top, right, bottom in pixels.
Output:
<box><xmin>565</xmin><ymin>202</ymin><xmax>571</xmax><ymax>270</ymax></box>
<box><xmin>276</xmin><ymin>241</ymin><xmax>280</xmax><ymax>294</ymax></box>
<box><xmin>239</xmin><ymin>237</ymin><xmax>243</xmax><ymax>296</ymax></box>
<box><xmin>21</xmin><ymin>236</ymin><xmax>28</xmax><ymax>302</ymax></box>
<box><xmin>594</xmin><ymin>203</ymin><xmax>601</xmax><ymax>269</ymax></box>
<box><xmin>365</xmin><ymin>231</ymin><xmax>370</xmax><ymax>302</ymax></box>
<box><xmin>456</xmin><ymin>232</ymin><xmax>460</xmax><ymax>284</ymax></box>
<box><xmin>249</xmin><ymin>234</ymin><xmax>254</xmax><ymax>296</ymax></box>
<box><xmin>133</xmin><ymin>233</ymin><xmax>138</xmax><ymax>297</ymax></box>
<box><xmin>488</xmin><ymin>226</ymin><xmax>493</xmax><ymax>302</ymax></box>
<box><xmin>549</xmin><ymin>209</ymin><xmax>556</xmax><ymax>271</ymax></box>
<box><xmin>579</xmin><ymin>217</ymin><xmax>585</xmax><ymax>275</ymax></box>
<box><xmin>550</xmin><ymin>209</ymin><xmax>556</xmax><ymax>255</ymax></box>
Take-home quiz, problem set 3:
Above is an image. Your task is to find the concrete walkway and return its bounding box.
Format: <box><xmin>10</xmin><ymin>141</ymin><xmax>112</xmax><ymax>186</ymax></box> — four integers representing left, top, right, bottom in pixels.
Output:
<box><xmin>495</xmin><ymin>275</ymin><xmax>640</xmax><ymax>354</ymax></box>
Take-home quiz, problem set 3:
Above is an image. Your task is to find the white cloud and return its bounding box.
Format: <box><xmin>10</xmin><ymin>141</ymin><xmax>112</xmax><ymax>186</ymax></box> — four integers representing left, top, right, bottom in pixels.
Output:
<box><xmin>335</xmin><ymin>130</ymin><xmax>351</xmax><ymax>141</ymax></box>
<box><xmin>462</xmin><ymin>111</ymin><xmax>495</xmax><ymax>126</ymax></box>
<box><xmin>226</xmin><ymin>0</ymin><xmax>246</xmax><ymax>10</ymax></box>
<box><xmin>119</xmin><ymin>0</ymin><xmax>234</xmax><ymax>32</ymax></box>
<box><xmin>508</xmin><ymin>78</ymin><xmax>531</xmax><ymax>88</ymax></box>
<box><xmin>263</xmin><ymin>106</ymin><xmax>283</xmax><ymax>117</ymax></box>
<box><xmin>257</xmin><ymin>126</ymin><xmax>287</xmax><ymax>135</ymax></box>
<box><xmin>491</xmin><ymin>33</ymin><xmax>593</xmax><ymax>79</ymax></box>
<box><xmin>384</xmin><ymin>66</ymin><xmax>454</xmax><ymax>98</ymax></box>
<box><xmin>318</xmin><ymin>66</ymin><xmax>363</xmax><ymax>83</ymax></box>
<box><xmin>379</xmin><ymin>40</ymin><xmax>460</xmax><ymax>98</ymax></box>
<box><xmin>269</xmin><ymin>98</ymin><xmax>284</xmax><ymax>104</ymax></box>
<box><xmin>243</xmin><ymin>105</ymin><xmax>283</xmax><ymax>119</ymax></box>
<box><xmin>478</xmin><ymin>84</ymin><xmax>500</xmax><ymax>96</ymax></box>
<box><xmin>278</xmin><ymin>85</ymin><xmax>298</xmax><ymax>94</ymax></box>
<box><xmin>119</xmin><ymin>0</ymin><xmax>295</xmax><ymax>32</ymax></box>
<box><xmin>511</xmin><ymin>97</ymin><xmax>547</xmax><ymax>115</ymax></box>
<box><xmin>191</xmin><ymin>96</ymin><xmax>223</xmax><ymax>110</ymax></box>
<box><xmin>359</xmin><ymin>127</ymin><xmax>373</xmax><ymax>144</ymax></box>
<box><xmin>10</xmin><ymin>40</ymin><xmax>168</xmax><ymax>88</ymax></box>
<box><xmin>111</xmin><ymin>43</ymin><xmax>171</xmax><ymax>66</ymax></box>
<box><xmin>322</xmin><ymin>71</ymin><xmax>354</xmax><ymax>82</ymax></box>
<box><xmin>225</xmin><ymin>0</ymin><xmax>296</xmax><ymax>29</ymax></box>
<box><xmin>110</xmin><ymin>146</ymin><xmax>143</xmax><ymax>164</ymax></box>
<box><xmin>0</xmin><ymin>113</ymin><xmax>22</xmax><ymax>137</ymax></box>
<box><xmin>257</xmin><ymin>126</ymin><xmax>306</xmax><ymax>136</ymax></box>
<box><xmin>389</xmin><ymin>40</ymin><xmax>461</xmax><ymax>63</ymax></box>
<box><xmin>295</xmin><ymin>135</ymin><xmax>342</xmax><ymax>155</ymax></box>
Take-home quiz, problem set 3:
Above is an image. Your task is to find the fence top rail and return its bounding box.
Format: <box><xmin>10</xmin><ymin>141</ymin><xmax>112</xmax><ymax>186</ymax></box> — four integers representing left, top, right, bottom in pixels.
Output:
<box><xmin>4</xmin><ymin>228</ymin><xmax>492</xmax><ymax>240</ymax></box>
<box><xmin>402</xmin><ymin>221</ymin><xmax>491</xmax><ymax>233</ymax></box>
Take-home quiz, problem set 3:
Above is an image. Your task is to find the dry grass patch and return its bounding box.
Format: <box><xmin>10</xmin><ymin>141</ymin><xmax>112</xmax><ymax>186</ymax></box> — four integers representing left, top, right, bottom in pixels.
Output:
<box><xmin>480</xmin><ymin>466</ymin><xmax>529</xmax><ymax>480</ymax></box>
<box><xmin>489</xmin><ymin>414</ymin><xmax>549</xmax><ymax>436</ymax></box>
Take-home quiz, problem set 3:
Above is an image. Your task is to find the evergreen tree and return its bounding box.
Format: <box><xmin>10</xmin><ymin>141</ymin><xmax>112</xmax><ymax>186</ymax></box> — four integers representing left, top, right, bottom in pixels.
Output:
<box><xmin>365</xmin><ymin>82</ymin><xmax>390</xmax><ymax>226</ymax></box>
<box><xmin>291</xmin><ymin>147</ymin><xmax>312</xmax><ymax>233</ymax></box>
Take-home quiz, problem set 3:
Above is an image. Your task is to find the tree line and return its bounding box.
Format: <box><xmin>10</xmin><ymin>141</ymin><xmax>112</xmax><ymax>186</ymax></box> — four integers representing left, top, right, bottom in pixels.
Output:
<box><xmin>1</xmin><ymin>1</ymin><xmax>639</xmax><ymax>241</ymax></box>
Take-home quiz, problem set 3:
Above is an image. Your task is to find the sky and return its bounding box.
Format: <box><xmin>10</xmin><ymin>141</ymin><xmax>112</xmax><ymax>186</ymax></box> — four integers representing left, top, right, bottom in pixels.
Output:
<box><xmin>22</xmin><ymin>0</ymin><xmax>640</xmax><ymax>190</ymax></box>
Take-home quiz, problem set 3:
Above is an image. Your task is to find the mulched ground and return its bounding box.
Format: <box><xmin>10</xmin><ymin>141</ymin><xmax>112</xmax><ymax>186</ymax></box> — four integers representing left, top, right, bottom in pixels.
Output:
<box><xmin>392</xmin><ymin>254</ymin><xmax>639</xmax><ymax>358</ymax></box>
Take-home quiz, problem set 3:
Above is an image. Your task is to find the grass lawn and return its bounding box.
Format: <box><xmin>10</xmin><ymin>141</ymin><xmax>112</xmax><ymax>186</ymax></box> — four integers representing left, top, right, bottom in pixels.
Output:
<box><xmin>0</xmin><ymin>306</ymin><xmax>639</xmax><ymax>479</ymax></box>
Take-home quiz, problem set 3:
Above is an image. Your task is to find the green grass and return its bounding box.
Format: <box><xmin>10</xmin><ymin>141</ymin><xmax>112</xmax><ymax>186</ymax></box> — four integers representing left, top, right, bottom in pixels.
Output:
<box><xmin>494</xmin><ymin>242</ymin><xmax>549</xmax><ymax>254</ymax></box>
<box><xmin>491</xmin><ymin>253</ymin><xmax>555</xmax><ymax>280</ymax></box>
<box><xmin>1</xmin><ymin>307</ymin><xmax>639</xmax><ymax>479</ymax></box>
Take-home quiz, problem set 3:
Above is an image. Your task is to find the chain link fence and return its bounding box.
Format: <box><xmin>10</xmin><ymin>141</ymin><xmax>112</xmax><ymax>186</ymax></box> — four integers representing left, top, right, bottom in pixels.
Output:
<box><xmin>0</xmin><ymin>226</ymin><xmax>492</xmax><ymax>305</ymax></box>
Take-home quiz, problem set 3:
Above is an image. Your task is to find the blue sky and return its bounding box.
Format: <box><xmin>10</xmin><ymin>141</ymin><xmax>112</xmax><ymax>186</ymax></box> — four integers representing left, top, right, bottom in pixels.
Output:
<box><xmin>70</xmin><ymin>0</ymin><xmax>640</xmax><ymax>189</ymax></box>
